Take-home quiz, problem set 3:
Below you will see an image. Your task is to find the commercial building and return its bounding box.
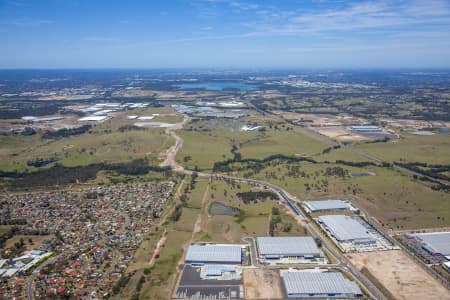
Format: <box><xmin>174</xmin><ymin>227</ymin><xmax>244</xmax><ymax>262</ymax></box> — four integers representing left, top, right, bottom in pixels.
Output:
<box><xmin>443</xmin><ymin>261</ymin><xmax>450</xmax><ymax>272</ymax></box>
<box><xmin>413</xmin><ymin>232</ymin><xmax>450</xmax><ymax>259</ymax></box>
<box><xmin>317</xmin><ymin>215</ymin><xmax>375</xmax><ymax>245</ymax></box>
<box><xmin>349</xmin><ymin>125</ymin><xmax>382</xmax><ymax>132</ymax></box>
<box><xmin>256</xmin><ymin>237</ymin><xmax>323</xmax><ymax>261</ymax></box>
<box><xmin>282</xmin><ymin>271</ymin><xmax>363</xmax><ymax>298</ymax></box>
<box><xmin>184</xmin><ymin>244</ymin><xmax>243</xmax><ymax>265</ymax></box>
<box><xmin>303</xmin><ymin>200</ymin><xmax>351</xmax><ymax>213</ymax></box>
<box><xmin>78</xmin><ymin>115</ymin><xmax>110</xmax><ymax>123</ymax></box>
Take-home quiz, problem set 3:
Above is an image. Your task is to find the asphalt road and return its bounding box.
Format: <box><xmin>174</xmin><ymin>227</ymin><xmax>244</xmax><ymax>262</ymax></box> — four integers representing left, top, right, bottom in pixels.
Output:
<box><xmin>162</xmin><ymin>127</ymin><xmax>387</xmax><ymax>300</ymax></box>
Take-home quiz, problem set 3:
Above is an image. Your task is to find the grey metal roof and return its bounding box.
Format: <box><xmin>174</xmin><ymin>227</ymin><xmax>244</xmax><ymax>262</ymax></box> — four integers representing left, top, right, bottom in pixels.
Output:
<box><xmin>283</xmin><ymin>271</ymin><xmax>362</xmax><ymax>296</ymax></box>
<box><xmin>204</xmin><ymin>265</ymin><xmax>237</xmax><ymax>276</ymax></box>
<box><xmin>185</xmin><ymin>244</ymin><xmax>242</xmax><ymax>263</ymax></box>
<box><xmin>318</xmin><ymin>215</ymin><xmax>372</xmax><ymax>242</ymax></box>
<box><xmin>256</xmin><ymin>237</ymin><xmax>321</xmax><ymax>256</ymax></box>
<box><xmin>304</xmin><ymin>200</ymin><xmax>350</xmax><ymax>212</ymax></box>
<box><xmin>414</xmin><ymin>232</ymin><xmax>450</xmax><ymax>256</ymax></box>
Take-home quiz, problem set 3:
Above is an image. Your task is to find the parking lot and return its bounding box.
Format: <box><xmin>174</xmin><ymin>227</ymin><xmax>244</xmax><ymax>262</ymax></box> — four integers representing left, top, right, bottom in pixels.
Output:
<box><xmin>175</xmin><ymin>265</ymin><xmax>244</xmax><ymax>299</ymax></box>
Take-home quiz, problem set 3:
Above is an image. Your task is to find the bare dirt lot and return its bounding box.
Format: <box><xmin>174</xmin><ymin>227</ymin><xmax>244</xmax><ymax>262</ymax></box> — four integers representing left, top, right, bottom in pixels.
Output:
<box><xmin>346</xmin><ymin>250</ymin><xmax>450</xmax><ymax>300</ymax></box>
<box><xmin>243</xmin><ymin>268</ymin><xmax>283</xmax><ymax>300</ymax></box>
<box><xmin>315</xmin><ymin>127</ymin><xmax>368</xmax><ymax>142</ymax></box>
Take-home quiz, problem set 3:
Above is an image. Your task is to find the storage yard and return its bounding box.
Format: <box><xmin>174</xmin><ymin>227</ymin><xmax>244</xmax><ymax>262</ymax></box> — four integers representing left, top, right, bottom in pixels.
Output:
<box><xmin>256</xmin><ymin>236</ymin><xmax>326</xmax><ymax>264</ymax></box>
<box><xmin>175</xmin><ymin>265</ymin><xmax>244</xmax><ymax>299</ymax></box>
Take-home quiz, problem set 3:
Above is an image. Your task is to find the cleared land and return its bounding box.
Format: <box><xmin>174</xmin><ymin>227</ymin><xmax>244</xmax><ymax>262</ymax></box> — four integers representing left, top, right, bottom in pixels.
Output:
<box><xmin>177</xmin><ymin>122</ymin><xmax>326</xmax><ymax>171</ymax></box>
<box><xmin>353</xmin><ymin>133</ymin><xmax>450</xmax><ymax>165</ymax></box>
<box><xmin>243</xmin><ymin>268</ymin><xmax>283</xmax><ymax>300</ymax></box>
<box><xmin>346</xmin><ymin>250</ymin><xmax>450</xmax><ymax>300</ymax></box>
<box><xmin>0</xmin><ymin>107</ymin><xmax>180</xmax><ymax>172</ymax></box>
<box><xmin>233</xmin><ymin>162</ymin><xmax>449</xmax><ymax>229</ymax></box>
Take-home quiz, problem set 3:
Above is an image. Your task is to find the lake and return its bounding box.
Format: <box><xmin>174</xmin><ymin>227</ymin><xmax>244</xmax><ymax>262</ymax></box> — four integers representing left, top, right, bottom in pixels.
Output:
<box><xmin>175</xmin><ymin>81</ymin><xmax>253</xmax><ymax>91</ymax></box>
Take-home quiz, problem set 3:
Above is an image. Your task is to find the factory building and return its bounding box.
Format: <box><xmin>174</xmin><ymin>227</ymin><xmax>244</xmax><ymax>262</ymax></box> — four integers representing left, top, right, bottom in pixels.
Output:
<box><xmin>303</xmin><ymin>200</ymin><xmax>351</xmax><ymax>213</ymax></box>
<box><xmin>317</xmin><ymin>215</ymin><xmax>375</xmax><ymax>245</ymax></box>
<box><xmin>184</xmin><ymin>244</ymin><xmax>243</xmax><ymax>265</ymax></box>
<box><xmin>349</xmin><ymin>125</ymin><xmax>382</xmax><ymax>132</ymax></box>
<box><xmin>282</xmin><ymin>271</ymin><xmax>363</xmax><ymax>298</ymax></box>
<box><xmin>413</xmin><ymin>232</ymin><xmax>450</xmax><ymax>259</ymax></box>
<box><xmin>256</xmin><ymin>237</ymin><xmax>323</xmax><ymax>261</ymax></box>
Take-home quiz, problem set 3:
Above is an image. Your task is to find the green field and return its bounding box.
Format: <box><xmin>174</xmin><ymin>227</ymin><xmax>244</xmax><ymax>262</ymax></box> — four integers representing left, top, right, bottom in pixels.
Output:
<box><xmin>353</xmin><ymin>133</ymin><xmax>450</xmax><ymax>165</ymax></box>
<box><xmin>177</xmin><ymin>122</ymin><xmax>327</xmax><ymax>171</ymax></box>
<box><xmin>138</xmin><ymin>175</ymin><xmax>308</xmax><ymax>299</ymax></box>
<box><xmin>232</xmin><ymin>161</ymin><xmax>450</xmax><ymax>230</ymax></box>
<box><xmin>0</xmin><ymin>121</ymin><xmax>174</xmax><ymax>172</ymax></box>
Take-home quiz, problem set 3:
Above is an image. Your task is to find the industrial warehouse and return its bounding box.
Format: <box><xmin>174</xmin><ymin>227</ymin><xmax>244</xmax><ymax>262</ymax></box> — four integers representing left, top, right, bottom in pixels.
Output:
<box><xmin>316</xmin><ymin>215</ymin><xmax>395</xmax><ymax>252</ymax></box>
<box><xmin>256</xmin><ymin>237</ymin><xmax>326</xmax><ymax>264</ymax></box>
<box><xmin>184</xmin><ymin>244</ymin><xmax>244</xmax><ymax>265</ymax></box>
<box><xmin>281</xmin><ymin>270</ymin><xmax>363</xmax><ymax>299</ymax></box>
<box><xmin>412</xmin><ymin>231</ymin><xmax>450</xmax><ymax>259</ymax></box>
<box><xmin>303</xmin><ymin>199</ymin><xmax>353</xmax><ymax>213</ymax></box>
<box><xmin>176</xmin><ymin>244</ymin><xmax>246</xmax><ymax>299</ymax></box>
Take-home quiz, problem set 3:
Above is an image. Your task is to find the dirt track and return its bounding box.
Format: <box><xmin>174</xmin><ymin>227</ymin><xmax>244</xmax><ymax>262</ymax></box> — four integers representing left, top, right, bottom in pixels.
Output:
<box><xmin>346</xmin><ymin>250</ymin><xmax>450</xmax><ymax>300</ymax></box>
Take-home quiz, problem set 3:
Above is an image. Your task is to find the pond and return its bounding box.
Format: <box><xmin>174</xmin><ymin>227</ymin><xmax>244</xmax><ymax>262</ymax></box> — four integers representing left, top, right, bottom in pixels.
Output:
<box><xmin>209</xmin><ymin>201</ymin><xmax>240</xmax><ymax>216</ymax></box>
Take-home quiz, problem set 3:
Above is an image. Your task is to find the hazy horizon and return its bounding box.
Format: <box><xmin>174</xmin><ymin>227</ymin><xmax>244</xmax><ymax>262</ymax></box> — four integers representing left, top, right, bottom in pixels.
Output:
<box><xmin>1</xmin><ymin>0</ymin><xmax>450</xmax><ymax>68</ymax></box>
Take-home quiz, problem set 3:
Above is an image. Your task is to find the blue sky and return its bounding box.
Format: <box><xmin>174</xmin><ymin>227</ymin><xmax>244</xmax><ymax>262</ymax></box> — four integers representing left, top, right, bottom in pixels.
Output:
<box><xmin>1</xmin><ymin>0</ymin><xmax>450</xmax><ymax>68</ymax></box>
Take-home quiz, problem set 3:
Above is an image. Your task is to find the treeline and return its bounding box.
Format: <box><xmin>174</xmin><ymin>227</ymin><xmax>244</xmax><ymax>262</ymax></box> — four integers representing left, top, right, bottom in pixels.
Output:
<box><xmin>0</xmin><ymin>159</ymin><xmax>171</xmax><ymax>189</ymax></box>
<box><xmin>42</xmin><ymin>125</ymin><xmax>91</xmax><ymax>139</ymax></box>
<box><xmin>169</xmin><ymin>204</ymin><xmax>183</xmax><ymax>222</ymax></box>
<box><xmin>335</xmin><ymin>160</ymin><xmax>379</xmax><ymax>167</ymax></box>
<box><xmin>212</xmin><ymin>154</ymin><xmax>316</xmax><ymax>173</ymax></box>
<box><xmin>118</xmin><ymin>125</ymin><xmax>146</xmax><ymax>132</ymax></box>
<box><xmin>322</xmin><ymin>144</ymin><xmax>341</xmax><ymax>154</ymax></box>
<box><xmin>396</xmin><ymin>162</ymin><xmax>450</xmax><ymax>182</ymax></box>
<box><xmin>236</xmin><ymin>191</ymin><xmax>278</xmax><ymax>204</ymax></box>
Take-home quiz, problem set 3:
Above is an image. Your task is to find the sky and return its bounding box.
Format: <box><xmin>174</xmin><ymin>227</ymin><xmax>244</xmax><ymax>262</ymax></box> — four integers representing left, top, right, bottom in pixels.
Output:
<box><xmin>1</xmin><ymin>0</ymin><xmax>450</xmax><ymax>69</ymax></box>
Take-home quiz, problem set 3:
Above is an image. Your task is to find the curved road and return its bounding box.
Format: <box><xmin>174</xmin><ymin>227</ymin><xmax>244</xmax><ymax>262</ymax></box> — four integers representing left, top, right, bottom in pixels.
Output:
<box><xmin>159</xmin><ymin>119</ymin><xmax>387</xmax><ymax>300</ymax></box>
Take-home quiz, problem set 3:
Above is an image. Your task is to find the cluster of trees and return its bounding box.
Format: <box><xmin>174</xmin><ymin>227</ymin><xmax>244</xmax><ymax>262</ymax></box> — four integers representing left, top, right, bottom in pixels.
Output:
<box><xmin>42</xmin><ymin>125</ymin><xmax>91</xmax><ymax>139</ymax></box>
<box><xmin>0</xmin><ymin>159</ymin><xmax>172</xmax><ymax>189</ymax></box>
<box><xmin>0</xmin><ymin>226</ymin><xmax>19</xmax><ymax>249</ymax></box>
<box><xmin>322</xmin><ymin>144</ymin><xmax>341</xmax><ymax>154</ymax></box>
<box><xmin>335</xmin><ymin>160</ymin><xmax>378</xmax><ymax>167</ymax></box>
<box><xmin>118</xmin><ymin>125</ymin><xmax>146</xmax><ymax>132</ymax></box>
<box><xmin>236</xmin><ymin>191</ymin><xmax>278</xmax><ymax>204</ymax></box>
<box><xmin>269</xmin><ymin>207</ymin><xmax>292</xmax><ymax>236</ymax></box>
<box><xmin>396</xmin><ymin>161</ymin><xmax>450</xmax><ymax>182</ymax></box>
<box><xmin>169</xmin><ymin>204</ymin><xmax>183</xmax><ymax>222</ymax></box>
<box><xmin>212</xmin><ymin>154</ymin><xmax>316</xmax><ymax>173</ymax></box>
<box><xmin>324</xmin><ymin>166</ymin><xmax>348</xmax><ymax>178</ymax></box>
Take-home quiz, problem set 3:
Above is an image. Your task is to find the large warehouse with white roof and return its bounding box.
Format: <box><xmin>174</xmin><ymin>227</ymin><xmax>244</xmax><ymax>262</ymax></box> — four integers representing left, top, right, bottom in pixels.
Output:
<box><xmin>282</xmin><ymin>271</ymin><xmax>363</xmax><ymax>298</ymax></box>
<box><xmin>256</xmin><ymin>237</ymin><xmax>323</xmax><ymax>261</ymax></box>
<box><xmin>303</xmin><ymin>200</ymin><xmax>351</xmax><ymax>213</ymax></box>
<box><xmin>184</xmin><ymin>244</ymin><xmax>243</xmax><ymax>265</ymax></box>
<box><xmin>317</xmin><ymin>215</ymin><xmax>375</xmax><ymax>244</ymax></box>
<box><xmin>413</xmin><ymin>232</ymin><xmax>450</xmax><ymax>259</ymax></box>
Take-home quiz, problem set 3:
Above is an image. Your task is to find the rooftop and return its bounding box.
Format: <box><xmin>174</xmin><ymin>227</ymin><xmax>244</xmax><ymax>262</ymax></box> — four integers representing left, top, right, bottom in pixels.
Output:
<box><xmin>413</xmin><ymin>232</ymin><xmax>450</xmax><ymax>256</ymax></box>
<box><xmin>282</xmin><ymin>271</ymin><xmax>362</xmax><ymax>296</ymax></box>
<box><xmin>185</xmin><ymin>244</ymin><xmax>242</xmax><ymax>263</ymax></box>
<box><xmin>256</xmin><ymin>237</ymin><xmax>321</xmax><ymax>256</ymax></box>
<box><xmin>304</xmin><ymin>200</ymin><xmax>350</xmax><ymax>212</ymax></box>
<box><xmin>317</xmin><ymin>215</ymin><xmax>372</xmax><ymax>242</ymax></box>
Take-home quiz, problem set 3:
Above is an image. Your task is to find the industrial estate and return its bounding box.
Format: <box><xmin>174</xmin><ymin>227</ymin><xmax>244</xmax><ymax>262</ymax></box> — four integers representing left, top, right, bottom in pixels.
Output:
<box><xmin>0</xmin><ymin>68</ymin><xmax>449</xmax><ymax>300</ymax></box>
